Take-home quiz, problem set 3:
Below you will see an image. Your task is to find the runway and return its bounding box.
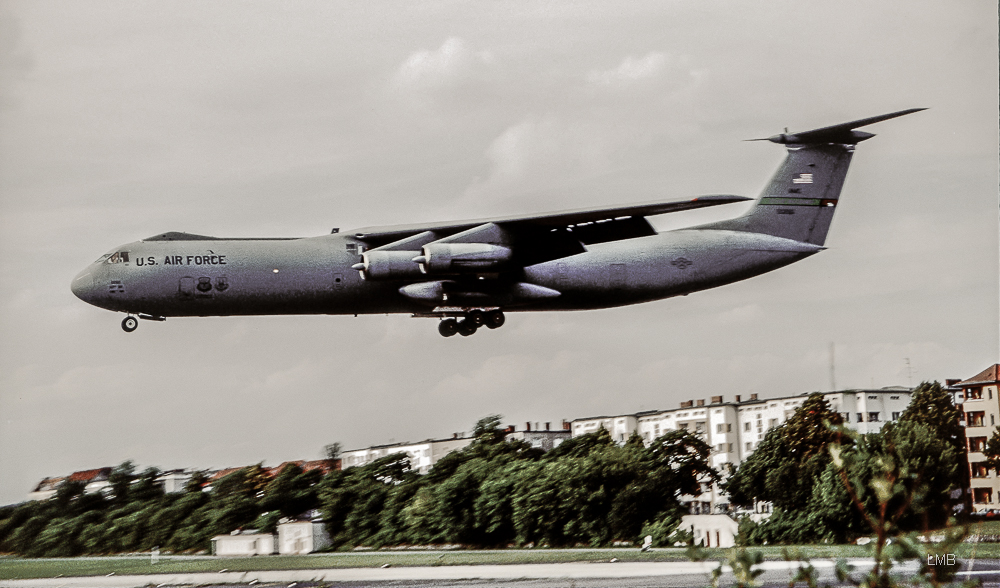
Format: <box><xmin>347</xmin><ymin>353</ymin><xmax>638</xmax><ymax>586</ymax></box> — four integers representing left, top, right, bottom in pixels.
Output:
<box><xmin>3</xmin><ymin>558</ymin><xmax>996</xmax><ymax>588</ymax></box>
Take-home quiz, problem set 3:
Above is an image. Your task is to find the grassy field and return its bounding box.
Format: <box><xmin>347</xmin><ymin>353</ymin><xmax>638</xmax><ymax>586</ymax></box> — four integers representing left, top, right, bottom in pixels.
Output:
<box><xmin>1</xmin><ymin>543</ymin><xmax>999</xmax><ymax>581</ymax></box>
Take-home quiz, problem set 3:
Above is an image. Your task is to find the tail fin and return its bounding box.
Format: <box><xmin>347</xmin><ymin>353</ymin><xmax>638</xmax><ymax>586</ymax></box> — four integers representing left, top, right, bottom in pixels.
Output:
<box><xmin>704</xmin><ymin>108</ymin><xmax>925</xmax><ymax>246</ymax></box>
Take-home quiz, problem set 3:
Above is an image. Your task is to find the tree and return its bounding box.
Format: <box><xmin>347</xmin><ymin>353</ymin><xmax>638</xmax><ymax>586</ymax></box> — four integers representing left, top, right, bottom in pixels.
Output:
<box><xmin>109</xmin><ymin>461</ymin><xmax>137</xmax><ymax>504</ymax></box>
<box><xmin>984</xmin><ymin>427</ymin><xmax>1000</xmax><ymax>471</ymax></box>
<box><xmin>724</xmin><ymin>393</ymin><xmax>843</xmax><ymax>510</ymax></box>
<box><xmin>324</xmin><ymin>442</ymin><xmax>342</xmax><ymax>468</ymax></box>
<box><xmin>898</xmin><ymin>381</ymin><xmax>964</xmax><ymax>453</ymax></box>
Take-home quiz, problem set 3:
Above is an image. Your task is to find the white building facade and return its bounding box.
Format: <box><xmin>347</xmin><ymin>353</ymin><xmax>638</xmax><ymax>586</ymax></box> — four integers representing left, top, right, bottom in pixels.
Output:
<box><xmin>340</xmin><ymin>436</ymin><xmax>474</xmax><ymax>475</ymax></box>
<box><xmin>571</xmin><ymin>387</ymin><xmax>913</xmax><ymax>513</ymax></box>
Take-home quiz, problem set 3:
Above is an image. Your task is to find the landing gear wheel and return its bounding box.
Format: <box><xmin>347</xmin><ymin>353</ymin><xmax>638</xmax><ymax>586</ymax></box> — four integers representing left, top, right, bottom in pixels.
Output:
<box><xmin>485</xmin><ymin>310</ymin><xmax>506</xmax><ymax>329</ymax></box>
<box><xmin>438</xmin><ymin>318</ymin><xmax>458</xmax><ymax>337</ymax></box>
<box><xmin>121</xmin><ymin>316</ymin><xmax>138</xmax><ymax>333</ymax></box>
<box><xmin>467</xmin><ymin>309</ymin><xmax>485</xmax><ymax>327</ymax></box>
<box><xmin>457</xmin><ymin>318</ymin><xmax>478</xmax><ymax>337</ymax></box>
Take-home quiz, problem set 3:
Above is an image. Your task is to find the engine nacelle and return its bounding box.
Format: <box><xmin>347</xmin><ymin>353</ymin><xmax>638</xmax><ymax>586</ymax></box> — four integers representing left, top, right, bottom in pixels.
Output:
<box><xmin>353</xmin><ymin>250</ymin><xmax>424</xmax><ymax>280</ymax></box>
<box><xmin>415</xmin><ymin>243</ymin><xmax>513</xmax><ymax>274</ymax></box>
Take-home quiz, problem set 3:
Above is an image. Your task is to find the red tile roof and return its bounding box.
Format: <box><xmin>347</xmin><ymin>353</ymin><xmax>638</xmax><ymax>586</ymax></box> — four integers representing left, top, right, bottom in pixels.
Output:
<box><xmin>208</xmin><ymin>466</ymin><xmax>250</xmax><ymax>482</ymax></box>
<box><xmin>959</xmin><ymin>364</ymin><xmax>1000</xmax><ymax>386</ymax></box>
<box><xmin>32</xmin><ymin>477</ymin><xmax>65</xmax><ymax>492</ymax></box>
<box><xmin>267</xmin><ymin>460</ymin><xmax>334</xmax><ymax>477</ymax></box>
<box><xmin>67</xmin><ymin>468</ymin><xmax>111</xmax><ymax>483</ymax></box>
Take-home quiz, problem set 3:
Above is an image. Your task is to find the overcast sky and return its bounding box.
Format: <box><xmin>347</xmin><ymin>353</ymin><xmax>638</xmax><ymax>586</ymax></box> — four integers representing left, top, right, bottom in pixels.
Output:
<box><xmin>0</xmin><ymin>1</ymin><xmax>996</xmax><ymax>505</ymax></box>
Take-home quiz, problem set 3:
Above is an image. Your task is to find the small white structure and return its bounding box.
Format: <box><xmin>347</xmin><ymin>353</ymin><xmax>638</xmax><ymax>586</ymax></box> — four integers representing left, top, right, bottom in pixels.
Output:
<box><xmin>681</xmin><ymin>514</ymin><xmax>739</xmax><ymax>548</ymax></box>
<box><xmin>211</xmin><ymin>531</ymin><xmax>276</xmax><ymax>556</ymax></box>
<box><xmin>157</xmin><ymin>470</ymin><xmax>192</xmax><ymax>493</ymax></box>
<box><xmin>278</xmin><ymin>520</ymin><xmax>331</xmax><ymax>554</ymax></box>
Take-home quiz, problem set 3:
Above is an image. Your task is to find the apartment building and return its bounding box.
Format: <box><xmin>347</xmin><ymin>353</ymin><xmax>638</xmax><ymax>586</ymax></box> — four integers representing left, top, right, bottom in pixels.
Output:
<box><xmin>340</xmin><ymin>435</ymin><xmax>474</xmax><ymax>475</ymax></box>
<box><xmin>955</xmin><ymin>364</ymin><xmax>1000</xmax><ymax>511</ymax></box>
<box><xmin>571</xmin><ymin>387</ymin><xmax>912</xmax><ymax>513</ymax></box>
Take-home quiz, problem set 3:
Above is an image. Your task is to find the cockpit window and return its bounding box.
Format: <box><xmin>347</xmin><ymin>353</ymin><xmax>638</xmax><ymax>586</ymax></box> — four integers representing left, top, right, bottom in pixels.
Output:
<box><xmin>94</xmin><ymin>254</ymin><xmax>111</xmax><ymax>264</ymax></box>
<box><xmin>106</xmin><ymin>251</ymin><xmax>129</xmax><ymax>264</ymax></box>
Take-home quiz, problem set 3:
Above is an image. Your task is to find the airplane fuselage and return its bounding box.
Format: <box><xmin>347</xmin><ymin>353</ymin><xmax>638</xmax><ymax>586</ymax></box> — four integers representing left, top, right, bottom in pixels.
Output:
<box><xmin>71</xmin><ymin>228</ymin><xmax>820</xmax><ymax>318</ymax></box>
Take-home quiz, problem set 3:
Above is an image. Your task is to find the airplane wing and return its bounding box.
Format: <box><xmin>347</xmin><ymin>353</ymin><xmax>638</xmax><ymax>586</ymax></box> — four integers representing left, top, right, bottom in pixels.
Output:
<box><xmin>350</xmin><ymin>194</ymin><xmax>750</xmax><ymax>246</ymax></box>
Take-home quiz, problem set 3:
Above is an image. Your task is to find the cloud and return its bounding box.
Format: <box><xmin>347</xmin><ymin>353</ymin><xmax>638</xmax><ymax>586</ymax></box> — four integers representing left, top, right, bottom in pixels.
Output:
<box><xmin>587</xmin><ymin>51</ymin><xmax>668</xmax><ymax>85</ymax></box>
<box><xmin>456</xmin><ymin>116</ymin><xmax>612</xmax><ymax>213</ymax></box>
<box><xmin>715</xmin><ymin>303</ymin><xmax>765</xmax><ymax>325</ymax></box>
<box><xmin>394</xmin><ymin>37</ymin><xmax>493</xmax><ymax>89</ymax></box>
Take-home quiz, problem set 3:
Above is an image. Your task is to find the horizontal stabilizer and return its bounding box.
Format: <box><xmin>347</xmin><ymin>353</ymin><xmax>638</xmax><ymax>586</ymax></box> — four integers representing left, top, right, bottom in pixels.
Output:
<box><xmin>751</xmin><ymin>108</ymin><xmax>926</xmax><ymax>145</ymax></box>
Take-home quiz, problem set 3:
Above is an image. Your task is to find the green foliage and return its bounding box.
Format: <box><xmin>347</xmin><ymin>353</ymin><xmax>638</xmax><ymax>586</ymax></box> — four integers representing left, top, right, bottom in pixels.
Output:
<box><xmin>638</xmin><ymin>513</ymin><xmax>681</xmax><ymax>547</ymax></box>
<box><xmin>985</xmin><ymin>426</ymin><xmax>1000</xmax><ymax>471</ymax></box>
<box><xmin>724</xmin><ymin>393</ymin><xmax>844</xmax><ymax>510</ymax></box>
<box><xmin>899</xmin><ymin>381</ymin><xmax>964</xmax><ymax>454</ymax></box>
<box><xmin>731</xmin><ymin>388</ymin><xmax>963</xmax><ymax>545</ymax></box>
<box><xmin>0</xmin><ymin>459</ymin><xmax>327</xmax><ymax>556</ymax></box>
<box><xmin>313</xmin><ymin>418</ymin><xmax>716</xmax><ymax>549</ymax></box>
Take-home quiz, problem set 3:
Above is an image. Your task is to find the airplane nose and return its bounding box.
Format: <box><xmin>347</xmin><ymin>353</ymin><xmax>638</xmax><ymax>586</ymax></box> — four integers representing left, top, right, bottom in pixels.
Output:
<box><xmin>71</xmin><ymin>268</ymin><xmax>100</xmax><ymax>305</ymax></box>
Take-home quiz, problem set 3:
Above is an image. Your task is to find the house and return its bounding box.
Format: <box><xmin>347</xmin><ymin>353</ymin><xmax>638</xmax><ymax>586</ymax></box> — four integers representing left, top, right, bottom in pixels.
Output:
<box><xmin>68</xmin><ymin>467</ymin><xmax>113</xmax><ymax>495</ymax></box>
<box><xmin>278</xmin><ymin>518</ymin><xmax>331</xmax><ymax>554</ymax></box>
<box><xmin>955</xmin><ymin>364</ymin><xmax>1000</xmax><ymax>511</ymax></box>
<box><xmin>26</xmin><ymin>477</ymin><xmax>65</xmax><ymax>501</ymax></box>
<box><xmin>157</xmin><ymin>469</ymin><xmax>192</xmax><ymax>493</ymax></box>
<box><xmin>211</xmin><ymin>530</ymin><xmax>276</xmax><ymax>555</ymax></box>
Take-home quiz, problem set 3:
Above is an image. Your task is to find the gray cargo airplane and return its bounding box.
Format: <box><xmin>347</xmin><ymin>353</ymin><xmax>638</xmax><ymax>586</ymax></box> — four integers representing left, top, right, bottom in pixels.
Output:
<box><xmin>72</xmin><ymin>109</ymin><xmax>923</xmax><ymax>336</ymax></box>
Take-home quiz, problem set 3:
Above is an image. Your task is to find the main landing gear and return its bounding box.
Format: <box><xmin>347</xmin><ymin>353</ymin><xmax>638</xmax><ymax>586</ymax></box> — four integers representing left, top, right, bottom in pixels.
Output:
<box><xmin>438</xmin><ymin>310</ymin><xmax>505</xmax><ymax>337</ymax></box>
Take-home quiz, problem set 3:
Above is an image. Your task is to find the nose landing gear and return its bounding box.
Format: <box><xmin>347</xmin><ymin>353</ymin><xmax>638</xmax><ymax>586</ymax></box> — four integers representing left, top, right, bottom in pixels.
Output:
<box><xmin>121</xmin><ymin>316</ymin><xmax>138</xmax><ymax>332</ymax></box>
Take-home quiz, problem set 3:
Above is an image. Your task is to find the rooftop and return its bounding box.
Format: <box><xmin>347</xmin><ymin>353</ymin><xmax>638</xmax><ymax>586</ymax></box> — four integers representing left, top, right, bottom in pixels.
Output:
<box><xmin>958</xmin><ymin>364</ymin><xmax>1000</xmax><ymax>387</ymax></box>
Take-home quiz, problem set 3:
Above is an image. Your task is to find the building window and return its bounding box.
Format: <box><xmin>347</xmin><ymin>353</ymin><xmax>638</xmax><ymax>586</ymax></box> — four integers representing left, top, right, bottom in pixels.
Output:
<box><xmin>972</xmin><ymin>464</ymin><xmax>990</xmax><ymax>478</ymax></box>
<box><xmin>967</xmin><ymin>387</ymin><xmax>983</xmax><ymax>400</ymax></box>
<box><xmin>769</xmin><ymin>418</ymin><xmax>778</xmax><ymax>427</ymax></box>
<box><xmin>970</xmin><ymin>437</ymin><xmax>987</xmax><ymax>452</ymax></box>
<box><xmin>967</xmin><ymin>412</ymin><xmax>985</xmax><ymax>427</ymax></box>
<box><xmin>745</xmin><ymin>442</ymin><xmax>752</xmax><ymax>451</ymax></box>
<box><xmin>727</xmin><ymin>424</ymin><xmax>732</xmax><ymax>432</ymax></box>
<box><xmin>891</xmin><ymin>412</ymin><xmax>901</xmax><ymax>421</ymax></box>
<box><xmin>728</xmin><ymin>443</ymin><xmax>733</xmax><ymax>452</ymax></box>
<box><xmin>744</xmin><ymin>422</ymin><xmax>751</xmax><ymax>432</ymax></box>
<box><xmin>857</xmin><ymin>413</ymin><xmax>864</xmax><ymax>423</ymax></box>
<box><xmin>974</xmin><ymin>487</ymin><xmax>993</xmax><ymax>504</ymax></box>
<box><xmin>717</xmin><ymin>424</ymin><xmax>724</xmax><ymax>434</ymax></box>
<box><xmin>890</xmin><ymin>396</ymin><xmax>899</xmax><ymax>400</ymax></box>
<box><xmin>842</xmin><ymin>412</ymin><xmax>850</xmax><ymax>422</ymax></box>
<box><xmin>868</xmin><ymin>412</ymin><xmax>880</xmax><ymax>422</ymax></box>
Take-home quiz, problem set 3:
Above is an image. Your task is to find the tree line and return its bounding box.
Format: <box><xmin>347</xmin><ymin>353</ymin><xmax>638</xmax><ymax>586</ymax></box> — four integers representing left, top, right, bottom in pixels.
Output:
<box><xmin>0</xmin><ymin>382</ymin><xmax>968</xmax><ymax>556</ymax></box>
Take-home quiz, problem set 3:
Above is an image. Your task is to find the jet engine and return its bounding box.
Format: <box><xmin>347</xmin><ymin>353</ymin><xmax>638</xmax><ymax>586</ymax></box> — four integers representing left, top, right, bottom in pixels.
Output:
<box><xmin>414</xmin><ymin>243</ymin><xmax>513</xmax><ymax>274</ymax></box>
<box><xmin>352</xmin><ymin>251</ymin><xmax>424</xmax><ymax>280</ymax></box>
